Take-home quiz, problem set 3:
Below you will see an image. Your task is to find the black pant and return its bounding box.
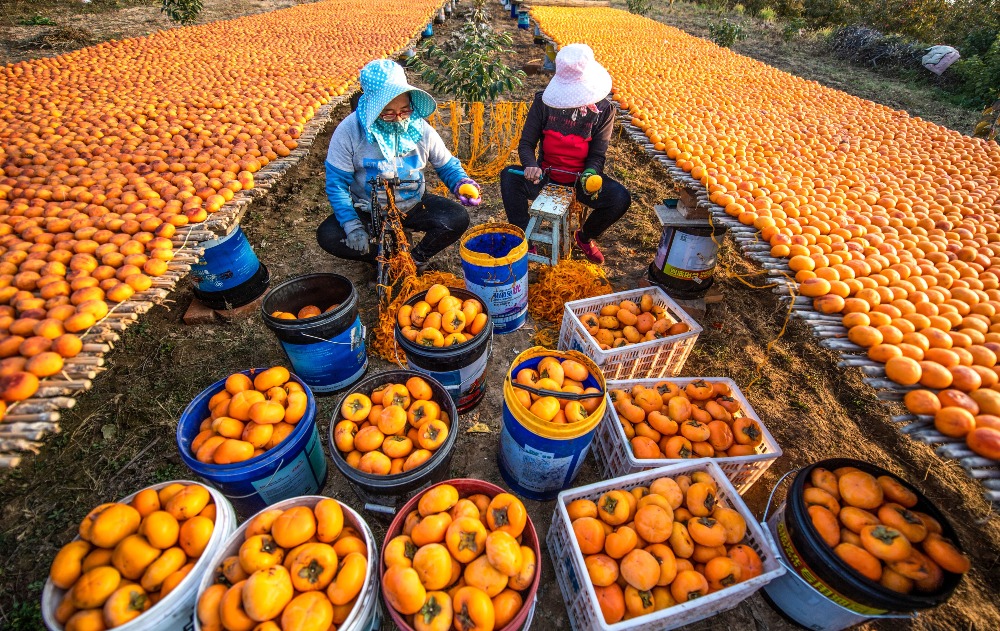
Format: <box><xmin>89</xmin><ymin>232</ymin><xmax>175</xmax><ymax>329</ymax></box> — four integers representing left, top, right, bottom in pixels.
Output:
<box><xmin>499</xmin><ymin>166</ymin><xmax>632</xmax><ymax>241</ymax></box>
<box><xmin>317</xmin><ymin>194</ymin><xmax>470</xmax><ymax>263</ymax></box>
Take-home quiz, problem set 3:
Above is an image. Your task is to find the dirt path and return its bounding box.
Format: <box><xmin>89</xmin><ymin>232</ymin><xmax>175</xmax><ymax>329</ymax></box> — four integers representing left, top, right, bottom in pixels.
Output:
<box><xmin>0</xmin><ymin>3</ymin><xmax>997</xmax><ymax>630</ymax></box>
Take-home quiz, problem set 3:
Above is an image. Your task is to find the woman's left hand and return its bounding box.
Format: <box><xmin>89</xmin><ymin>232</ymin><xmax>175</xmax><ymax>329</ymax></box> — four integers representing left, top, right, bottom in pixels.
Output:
<box><xmin>454</xmin><ymin>178</ymin><xmax>482</xmax><ymax>207</ymax></box>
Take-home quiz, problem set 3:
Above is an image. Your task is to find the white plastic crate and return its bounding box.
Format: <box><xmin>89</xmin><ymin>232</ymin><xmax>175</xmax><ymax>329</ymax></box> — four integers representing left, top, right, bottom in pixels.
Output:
<box><xmin>593</xmin><ymin>377</ymin><xmax>782</xmax><ymax>494</ymax></box>
<box><xmin>547</xmin><ymin>460</ymin><xmax>785</xmax><ymax>631</ymax></box>
<box><xmin>557</xmin><ymin>286</ymin><xmax>702</xmax><ymax>380</ymax></box>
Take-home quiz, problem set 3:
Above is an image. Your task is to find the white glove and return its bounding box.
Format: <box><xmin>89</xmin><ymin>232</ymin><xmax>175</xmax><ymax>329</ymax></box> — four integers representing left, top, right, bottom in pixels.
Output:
<box><xmin>342</xmin><ymin>219</ymin><xmax>369</xmax><ymax>254</ymax></box>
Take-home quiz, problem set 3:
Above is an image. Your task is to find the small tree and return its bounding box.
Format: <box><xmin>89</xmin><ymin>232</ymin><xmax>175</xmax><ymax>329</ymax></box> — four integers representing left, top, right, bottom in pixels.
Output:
<box><xmin>973</xmin><ymin>98</ymin><xmax>1000</xmax><ymax>141</ymax></box>
<box><xmin>408</xmin><ymin>0</ymin><xmax>525</xmax><ymax>103</ymax></box>
<box><xmin>161</xmin><ymin>0</ymin><xmax>203</xmax><ymax>26</ymax></box>
<box><xmin>626</xmin><ymin>0</ymin><xmax>654</xmax><ymax>16</ymax></box>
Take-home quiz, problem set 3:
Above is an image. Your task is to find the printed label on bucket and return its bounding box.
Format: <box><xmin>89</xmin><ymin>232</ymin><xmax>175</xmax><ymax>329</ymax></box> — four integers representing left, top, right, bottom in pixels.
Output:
<box><xmin>251</xmin><ymin>428</ymin><xmax>327</xmax><ymax>505</ymax></box>
<box><xmin>776</xmin><ymin>519</ymin><xmax>889</xmax><ymax>616</ymax></box>
<box><xmin>407</xmin><ymin>346</ymin><xmax>488</xmax><ymax>409</ymax></box>
<box><xmin>191</xmin><ymin>228</ymin><xmax>261</xmax><ymax>292</ymax></box>
<box><xmin>465</xmin><ymin>271</ymin><xmax>528</xmax><ymax>332</ymax></box>
<box><xmin>280</xmin><ymin>317</ymin><xmax>367</xmax><ymax>393</ymax></box>
<box><xmin>499</xmin><ymin>423</ymin><xmax>586</xmax><ymax>493</ymax></box>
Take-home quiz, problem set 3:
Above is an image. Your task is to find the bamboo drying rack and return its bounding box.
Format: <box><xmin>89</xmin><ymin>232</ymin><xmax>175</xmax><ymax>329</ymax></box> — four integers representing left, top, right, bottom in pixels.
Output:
<box><xmin>0</xmin><ymin>16</ymin><xmax>442</xmax><ymax>467</ymax></box>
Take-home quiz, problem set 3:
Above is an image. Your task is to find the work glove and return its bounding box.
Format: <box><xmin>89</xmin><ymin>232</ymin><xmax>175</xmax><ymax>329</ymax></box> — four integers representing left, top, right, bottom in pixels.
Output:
<box><xmin>580</xmin><ymin>168</ymin><xmax>602</xmax><ymax>198</ymax></box>
<box><xmin>342</xmin><ymin>219</ymin><xmax>370</xmax><ymax>255</ymax></box>
<box><xmin>454</xmin><ymin>178</ymin><xmax>482</xmax><ymax>207</ymax></box>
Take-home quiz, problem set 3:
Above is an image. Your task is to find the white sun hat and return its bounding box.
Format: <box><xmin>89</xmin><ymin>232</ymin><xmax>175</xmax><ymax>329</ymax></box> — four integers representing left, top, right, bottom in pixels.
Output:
<box><xmin>541</xmin><ymin>43</ymin><xmax>613</xmax><ymax>109</ymax></box>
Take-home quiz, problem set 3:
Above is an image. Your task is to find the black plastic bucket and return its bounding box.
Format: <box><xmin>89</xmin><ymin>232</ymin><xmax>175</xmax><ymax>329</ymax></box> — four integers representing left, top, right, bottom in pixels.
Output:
<box><xmin>329</xmin><ymin>370</ymin><xmax>459</xmax><ymax>519</ymax></box>
<box><xmin>261</xmin><ymin>273</ymin><xmax>368</xmax><ymax>394</ymax></box>
<box><xmin>394</xmin><ymin>287</ymin><xmax>493</xmax><ymax>413</ymax></box>
<box><xmin>191</xmin><ymin>227</ymin><xmax>271</xmax><ymax>310</ymax></box>
<box><xmin>766</xmin><ymin>457</ymin><xmax>964</xmax><ymax>623</ymax></box>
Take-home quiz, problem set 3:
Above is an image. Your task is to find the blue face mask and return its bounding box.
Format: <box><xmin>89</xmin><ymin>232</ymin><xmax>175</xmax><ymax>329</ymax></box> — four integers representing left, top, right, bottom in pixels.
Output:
<box><xmin>368</xmin><ymin>116</ymin><xmax>422</xmax><ymax>161</ymax></box>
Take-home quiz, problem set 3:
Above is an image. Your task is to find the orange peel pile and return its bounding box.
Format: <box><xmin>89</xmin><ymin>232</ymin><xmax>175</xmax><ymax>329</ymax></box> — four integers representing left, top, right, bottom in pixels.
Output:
<box><xmin>528</xmin><ymin>259</ymin><xmax>612</xmax><ymax>346</ymax></box>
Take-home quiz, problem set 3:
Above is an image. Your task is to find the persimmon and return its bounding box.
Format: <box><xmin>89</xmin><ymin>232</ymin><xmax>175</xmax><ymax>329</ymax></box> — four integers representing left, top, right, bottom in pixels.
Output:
<box><xmin>836</xmin><ymin>542</ymin><xmax>884</xmax><ymax>581</ymax></box>
<box><xmin>594</xmin><ymin>583</ymin><xmax>625</xmax><ymax>624</ymax></box>
<box><xmin>327</xmin><ymin>552</ymin><xmax>367</xmax><ymax>605</ymax></box>
<box><xmin>838</xmin><ymin>470</ymin><xmax>884</xmax><ymax>510</ymax></box>
<box><xmin>452</xmin><ymin>586</ymin><xmax>495</xmax><ymax>631</ymax></box>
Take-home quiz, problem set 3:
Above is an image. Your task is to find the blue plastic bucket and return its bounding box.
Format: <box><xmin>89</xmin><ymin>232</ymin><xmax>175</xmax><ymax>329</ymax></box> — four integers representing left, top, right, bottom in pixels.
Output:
<box><xmin>423</xmin><ymin>22</ymin><xmax>433</xmax><ymax>38</ymax></box>
<box><xmin>460</xmin><ymin>223</ymin><xmax>528</xmax><ymax>334</ymax></box>
<box><xmin>394</xmin><ymin>287</ymin><xmax>494</xmax><ymax>413</ymax></box>
<box><xmin>518</xmin><ymin>10</ymin><xmax>530</xmax><ymax>29</ymax></box>
<box><xmin>498</xmin><ymin>347</ymin><xmax>607</xmax><ymax>501</ymax></box>
<box><xmin>191</xmin><ymin>227</ymin><xmax>270</xmax><ymax>309</ymax></box>
<box><xmin>176</xmin><ymin>369</ymin><xmax>327</xmax><ymax>516</ymax></box>
<box><xmin>261</xmin><ymin>273</ymin><xmax>368</xmax><ymax>394</ymax></box>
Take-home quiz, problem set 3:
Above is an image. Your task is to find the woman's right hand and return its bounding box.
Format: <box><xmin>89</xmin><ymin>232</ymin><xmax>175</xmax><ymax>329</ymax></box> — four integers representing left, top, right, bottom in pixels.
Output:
<box><xmin>523</xmin><ymin>166</ymin><xmax>544</xmax><ymax>184</ymax></box>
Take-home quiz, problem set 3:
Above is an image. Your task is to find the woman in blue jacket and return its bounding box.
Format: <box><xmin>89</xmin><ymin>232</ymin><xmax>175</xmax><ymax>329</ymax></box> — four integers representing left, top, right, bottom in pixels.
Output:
<box><xmin>318</xmin><ymin>59</ymin><xmax>480</xmax><ymax>272</ymax></box>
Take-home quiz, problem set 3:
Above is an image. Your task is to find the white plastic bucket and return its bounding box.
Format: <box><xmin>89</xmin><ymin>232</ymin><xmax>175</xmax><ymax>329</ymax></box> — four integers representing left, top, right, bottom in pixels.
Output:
<box><xmin>41</xmin><ymin>480</ymin><xmax>237</xmax><ymax>631</ymax></box>
<box><xmin>194</xmin><ymin>496</ymin><xmax>381</xmax><ymax>631</ymax></box>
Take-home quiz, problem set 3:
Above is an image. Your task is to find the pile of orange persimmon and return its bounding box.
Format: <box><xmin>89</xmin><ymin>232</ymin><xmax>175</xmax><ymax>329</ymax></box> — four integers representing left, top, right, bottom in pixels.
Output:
<box><xmin>397</xmin><ymin>284</ymin><xmax>489</xmax><ymax>348</ymax></box>
<box><xmin>197</xmin><ymin>498</ymin><xmax>367</xmax><ymax>630</ymax></box>
<box><xmin>577</xmin><ymin>295</ymin><xmax>690</xmax><ymax>350</ymax></box>
<box><xmin>531</xmin><ymin>7</ymin><xmax>1000</xmax><ymax>462</ymax></box>
<box><xmin>189</xmin><ymin>367</ymin><xmax>308</xmax><ymax>465</ymax></box>
<box><xmin>333</xmin><ymin>375</ymin><xmax>450</xmax><ymax>475</ymax></box>
<box><xmin>48</xmin><ymin>482</ymin><xmax>217</xmax><ymax>628</ymax></box>
<box><xmin>382</xmin><ymin>484</ymin><xmax>537</xmax><ymax>630</ymax></box>
<box><xmin>568</xmin><ymin>471</ymin><xmax>762</xmax><ymax>624</ymax></box>
<box><xmin>903</xmin><ymin>387</ymin><xmax>1000</xmax><ymax>459</ymax></box>
<box><xmin>511</xmin><ymin>355</ymin><xmax>603</xmax><ymax>423</ymax></box>
<box><xmin>611</xmin><ymin>380</ymin><xmax>765</xmax><ymax>461</ymax></box>
<box><xmin>0</xmin><ymin>0</ymin><xmax>449</xmax><ymax>413</ymax></box>
<box><xmin>802</xmin><ymin>466</ymin><xmax>969</xmax><ymax>592</ymax></box>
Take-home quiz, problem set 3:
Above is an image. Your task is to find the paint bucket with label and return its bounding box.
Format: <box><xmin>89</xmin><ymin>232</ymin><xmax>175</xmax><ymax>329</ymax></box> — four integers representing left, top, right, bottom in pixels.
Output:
<box><xmin>190</xmin><ymin>227</ymin><xmax>270</xmax><ymax>310</ymax></box>
<box><xmin>499</xmin><ymin>347</ymin><xmax>606</xmax><ymax>501</ymax></box>
<box><xmin>261</xmin><ymin>273</ymin><xmax>368</xmax><ymax>394</ymax></box>
<box><xmin>176</xmin><ymin>369</ymin><xmax>327</xmax><ymax>516</ymax></box>
<box><xmin>760</xmin><ymin>458</ymin><xmax>964</xmax><ymax>630</ymax></box>
<box><xmin>395</xmin><ymin>287</ymin><xmax>493</xmax><ymax>413</ymax></box>
<box><xmin>460</xmin><ymin>222</ymin><xmax>528</xmax><ymax>334</ymax></box>
<box><xmin>647</xmin><ymin>200</ymin><xmax>724</xmax><ymax>299</ymax></box>
<box><xmin>518</xmin><ymin>10</ymin><xmax>530</xmax><ymax>29</ymax></box>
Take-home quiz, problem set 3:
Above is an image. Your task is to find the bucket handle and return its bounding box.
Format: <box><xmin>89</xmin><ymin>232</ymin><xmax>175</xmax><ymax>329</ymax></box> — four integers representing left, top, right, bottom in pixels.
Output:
<box><xmin>364</xmin><ymin>502</ymin><xmax>397</xmax><ymax>516</ymax></box>
<box><xmin>511</xmin><ymin>380</ymin><xmax>604</xmax><ymax>400</ymax></box>
<box><xmin>762</xmin><ymin>467</ymin><xmax>800</xmax><ymax>523</ymax></box>
<box><xmin>298</xmin><ymin>325</ymin><xmax>367</xmax><ymax>351</ymax></box>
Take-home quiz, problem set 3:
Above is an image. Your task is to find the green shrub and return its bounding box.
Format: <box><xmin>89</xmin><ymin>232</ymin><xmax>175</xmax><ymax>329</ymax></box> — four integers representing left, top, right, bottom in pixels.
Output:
<box><xmin>160</xmin><ymin>0</ymin><xmax>203</xmax><ymax>25</ymax></box>
<box><xmin>709</xmin><ymin>18</ymin><xmax>749</xmax><ymax>47</ymax></box>
<box><xmin>18</xmin><ymin>14</ymin><xmax>56</xmax><ymax>26</ymax></box>
<box><xmin>782</xmin><ymin>17</ymin><xmax>806</xmax><ymax>41</ymax></box>
<box><xmin>733</xmin><ymin>4</ymin><xmax>746</xmax><ymax>15</ymax></box>
<box><xmin>626</xmin><ymin>0</ymin><xmax>654</xmax><ymax>15</ymax></box>
<box><xmin>802</xmin><ymin>0</ymin><xmax>857</xmax><ymax>29</ymax></box>
<box><xmin>758</xmin><ymin>7</ymin><xmax>777</xmax><ymax>22</ymax></box>
<box><xmin>954</xmin><ymin>33</ymin><xmax>1000</xmax><ymax>108</ymax></box>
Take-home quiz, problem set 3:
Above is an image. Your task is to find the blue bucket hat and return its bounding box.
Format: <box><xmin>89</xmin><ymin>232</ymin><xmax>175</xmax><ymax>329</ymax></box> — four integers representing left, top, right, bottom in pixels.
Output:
<box><xmin>356</xmin><ymin>59</ymin><xmax>437</xmax><ymax>131</ymax></box>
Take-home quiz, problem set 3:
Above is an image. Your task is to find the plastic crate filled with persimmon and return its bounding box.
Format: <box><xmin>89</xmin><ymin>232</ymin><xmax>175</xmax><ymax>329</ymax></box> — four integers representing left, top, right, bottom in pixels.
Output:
<box><xmin>557</xmin><ymin>287</ymin><xmax>702</xmax><ymax>381</ymax></box>
<box><xmin>592</xmin><ymin>378</ymin><xmax>781</xmax><ymax>494</ymax></box>
<box><xmin>547</xmin><ymin>461</ymin><xmax>784</xmax><ymax>631</ymax></box>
